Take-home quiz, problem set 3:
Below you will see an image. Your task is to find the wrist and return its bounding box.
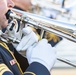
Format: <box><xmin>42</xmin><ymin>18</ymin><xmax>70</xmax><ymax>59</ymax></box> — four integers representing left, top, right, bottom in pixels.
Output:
<box><xmin>29</xmin><ymin>58</ymin><xmax>51</xmax><ymax>71</ymax></box>
<box><xmin>26</xmin><ymin>62</ymin><xmax>50</xmax><ymax>75</ymax></box>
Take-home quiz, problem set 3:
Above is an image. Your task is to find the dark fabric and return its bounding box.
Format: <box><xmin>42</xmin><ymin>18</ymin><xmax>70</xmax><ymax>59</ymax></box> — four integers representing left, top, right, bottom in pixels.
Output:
<box><xmin>0</xmin><ymin>45</ymin><xmax>22</xmax><ymax>75</ymax></box>
<box><xmin>48</xmin><ymin>37</ymin><xmax>63</xmax><ymax>47</ymax></box>
<box><xmin>0</xmin><ymin>53</ymin><xmax>4</xmax><ymax>63</ymax></box>
<box><xmin>25</xmin><ymin>62</ymin><xmax>50</xmax><ymax>75</ymax></box>
<box><xmin>3</xmin><ymin>71</ymin><xmax>14</xmax><ymax>75</ymax></box>
<box><xmin>6</xmin><ymin>43</ymin><xmax>29</xmax><ymax>72</ymax></box>
<box><xmin>14</xmin><ymin>49</ymin><xmax>29</xmax><ymax>72</ymax></box>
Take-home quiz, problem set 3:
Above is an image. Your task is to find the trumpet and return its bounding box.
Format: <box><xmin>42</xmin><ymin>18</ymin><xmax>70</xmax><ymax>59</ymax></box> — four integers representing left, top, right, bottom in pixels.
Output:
<box><xmin>6</xmin><ymin>8</ymin><xmax>76</xmax><ymax>43</ymax></box>
<box><xmin>4</xmin><ymin>8</ymin><xmax>76</xmax><ymax>67</ymax></box>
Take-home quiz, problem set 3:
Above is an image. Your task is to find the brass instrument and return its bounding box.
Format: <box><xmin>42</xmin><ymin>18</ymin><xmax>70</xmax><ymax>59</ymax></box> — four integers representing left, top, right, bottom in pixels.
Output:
<box><xmin>4</xmin><ymin>8</ymin><xmax>76</xmax><ymax>67</ymax></box>
<box><xmin>6</xmin><ymin>8</ymin><xmax>76</xmax><ymax>43</ymax></box>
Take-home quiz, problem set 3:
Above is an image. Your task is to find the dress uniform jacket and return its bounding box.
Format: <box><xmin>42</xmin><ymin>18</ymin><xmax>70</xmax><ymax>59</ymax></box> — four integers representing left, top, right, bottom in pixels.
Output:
<box><xmin>0</xmin><ymin>41</ymin><xmax>50</xmax><ymax>75</ymax></box>
<box><xmin>0</xmin><ymin>40</ymin><xmax>29</xmax><ymax>75</ymax></box>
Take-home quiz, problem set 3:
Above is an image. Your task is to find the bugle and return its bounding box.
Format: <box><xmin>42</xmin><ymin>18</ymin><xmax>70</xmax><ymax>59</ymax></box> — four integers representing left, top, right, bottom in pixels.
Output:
<box><xmin>6</xmin><ymin>8</ymin><xmax>76</xmax><ymax>43</ymax></box>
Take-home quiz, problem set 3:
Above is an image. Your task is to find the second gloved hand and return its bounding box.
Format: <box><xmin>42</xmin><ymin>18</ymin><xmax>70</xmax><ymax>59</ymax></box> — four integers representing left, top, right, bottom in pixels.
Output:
<box><xmin>16</xmin><ymin>27</ymin><xmax>39</xmax><ymax>51</ymax></box>
<box><xmin>26</xmin><ymin>39</ymin><xmax>56</xmax><ymax>71</ymax></box>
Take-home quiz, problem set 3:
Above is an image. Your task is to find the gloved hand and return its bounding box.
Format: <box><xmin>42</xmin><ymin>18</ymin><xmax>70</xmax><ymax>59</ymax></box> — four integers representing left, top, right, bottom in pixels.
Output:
<box><xmin>26</xmin><ymin>39</ymin><xmax>56</xmax><ymax>71</ymax></box>
<box><xmin>16</xmin><ymin>26</ymin><xmax>39</xmax><ymax>51</ymax></box>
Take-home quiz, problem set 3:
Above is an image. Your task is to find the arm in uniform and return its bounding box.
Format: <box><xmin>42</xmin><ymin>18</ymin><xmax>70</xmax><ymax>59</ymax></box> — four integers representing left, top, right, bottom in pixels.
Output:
<box><xmin>23</xmin><ymin>39</ymin><xmax>56</xmax><ymax>75</ymax></box>
<box><xmin>24</xmin><ymin>62</ymin><xmax>50</xmax><ymax>75</ymax></box>
<box><xmin>17</xmin><ymin>27</ymin><xmax>56</xmax><ymax>75</ymax></box>
<box><xmin>4</xmin><ymin>18</ymin><xmax>56</xmax><ymax>75</ymax></box>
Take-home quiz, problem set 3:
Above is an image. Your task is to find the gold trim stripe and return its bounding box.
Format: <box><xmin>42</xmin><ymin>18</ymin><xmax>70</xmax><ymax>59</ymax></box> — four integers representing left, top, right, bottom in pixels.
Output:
<box><xmin>24</xmin><ymin>71</ymin><xmax>36</xmax><ymax>75</ymax></box>
<box><xmin>0</xmin><ymin>64</ymin><xmax>13</xmax><ymax>75</ymax></box>
<box><xmin>0</xmin><ymin>42</ymin><xmax>23</xmax><ymax>74</ymax></box>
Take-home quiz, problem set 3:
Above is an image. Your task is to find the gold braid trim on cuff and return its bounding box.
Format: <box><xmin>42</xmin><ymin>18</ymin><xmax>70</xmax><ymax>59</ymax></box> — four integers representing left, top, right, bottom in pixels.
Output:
<box><xmin>24</xmin><ymin>71</ymin><xmax>36</xmax><ymax>75</ymax></box>
<box><xmin>0</xmin><ymin>64</ymin><xmax>13</xmax><ymax>75</ymax></box>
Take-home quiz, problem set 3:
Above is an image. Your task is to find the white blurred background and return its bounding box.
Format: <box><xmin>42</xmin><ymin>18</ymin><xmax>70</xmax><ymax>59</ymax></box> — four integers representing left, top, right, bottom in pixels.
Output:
<box><xmin>52</xmin><ymin>38</ymin><xmax>76</xmax><ymax>75</ymax></box>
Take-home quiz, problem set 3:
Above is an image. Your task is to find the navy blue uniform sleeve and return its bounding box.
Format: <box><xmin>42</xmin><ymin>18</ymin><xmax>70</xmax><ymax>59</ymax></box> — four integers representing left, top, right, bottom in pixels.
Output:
<box><xmin>0</xmin><ymin>54</ymin><xmax>4</xmax><ymax>64</ymax></box>
<box><xmin>24</xmin><ymin>62</ymin><xmax>50</xmax><ymax>75</ymax></box>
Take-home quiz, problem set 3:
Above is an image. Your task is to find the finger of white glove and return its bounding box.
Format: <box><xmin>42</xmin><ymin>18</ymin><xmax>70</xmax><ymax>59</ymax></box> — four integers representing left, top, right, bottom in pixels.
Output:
<box><xmin>16</xmin><ymin>32</ymin><xmax>38</xmax><ymax>51</ymax></box>
<box><xmin>16</xmin><ymin>34</ymin><xmax>31</xmax><ymax>51</ymax></box>
<box><xmin>16</xmin><ymin>27</ymin><xmax>32</xmax><ymax>51</ymax></box>
<box><xmin>22</xmin><ymin>38</ymin><xmax>37</xmax><ymax>50</ymax></box>
<box><xmin>39</xmin><ymin>39</ymin><xmax>48</xmax><ymax>45</ymax></box>
<box><xmin>36</xmin><ymin>39</ymin><xmax>48</xmax><ymax>47</ymax></box>
<box><xmin>22</xmin><ymin>27</ymin><xmax>32</xmax><ymax>35</ymax></box>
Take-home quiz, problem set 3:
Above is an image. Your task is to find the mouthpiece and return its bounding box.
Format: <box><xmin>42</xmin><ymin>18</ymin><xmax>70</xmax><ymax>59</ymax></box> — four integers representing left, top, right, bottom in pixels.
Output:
<box><xmin>5</xmin><ymin>10</ymin><xmax>13</xmax><ymax>19</ymax></box>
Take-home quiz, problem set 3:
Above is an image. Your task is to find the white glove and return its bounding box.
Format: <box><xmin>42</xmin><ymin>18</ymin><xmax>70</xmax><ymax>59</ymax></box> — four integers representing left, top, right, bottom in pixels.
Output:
<box><xmin>26</xmin><ymin>39</ymin><xmax>56</xmax><ymax>71</ymax></box>
<box><xmin>16</xmin><ymin>27</ymin><xmax>39</xmax><ymax>51</ymax></box>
